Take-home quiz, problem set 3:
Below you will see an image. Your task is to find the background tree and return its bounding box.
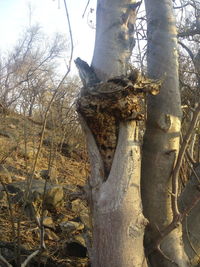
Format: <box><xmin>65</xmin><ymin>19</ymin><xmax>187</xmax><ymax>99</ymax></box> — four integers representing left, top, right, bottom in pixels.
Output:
<box><xmin>76</xmin><ymin>0</ymin><xmax>200</xmax><ymax>266</ymax></box>
<box><xmin>141</xmin><ymin>0</ymin><xmax>190</xmax><ymax>265</ymax></box>
<box><xmin>0</xmin><ymin>25</ymin><xmax>67</xmax><ymax>116</ymax></box>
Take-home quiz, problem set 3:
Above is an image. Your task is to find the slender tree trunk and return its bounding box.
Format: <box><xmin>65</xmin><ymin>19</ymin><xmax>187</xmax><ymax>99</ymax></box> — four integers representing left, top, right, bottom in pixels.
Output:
<box><xmin>142</xmin><ymin>0</ymin><xmax>190</xmax><ymax>266</ymax></box>
<box><xmin>92</xmin><ymin>0</ymin><xmax>138</xmax><ymax>80</ymax></box>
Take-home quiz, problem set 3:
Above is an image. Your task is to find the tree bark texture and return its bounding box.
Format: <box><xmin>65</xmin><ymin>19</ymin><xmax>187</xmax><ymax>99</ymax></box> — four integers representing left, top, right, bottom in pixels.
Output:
<box><xmin>76</xmin><ymin>73</ymin><xmax>159</xmax><ymax>266</ymax></box>
<box><xmin>76</xmin><ymin>1</ymin><xmax>149</xmax><ymax>264</ymax></box>
<box><xmin>92</xmin><ymin>0</ymin><xmax>140</xmax><ymax>80</ymax></box>
<box><xmin>142</xmin><ymin>0</ymin><xmax>190</xmax><ymax>266</ymax></box>
<box><xmin>82</xmin><ymin>119</ymin><xmax>147</xmax><ymax>267</ymax></box>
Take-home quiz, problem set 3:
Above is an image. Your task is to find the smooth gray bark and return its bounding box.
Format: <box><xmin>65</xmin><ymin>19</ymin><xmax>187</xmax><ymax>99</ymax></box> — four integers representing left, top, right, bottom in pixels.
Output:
<box><xmin>142</xmin><ymin>0</ymin><xmax>190</xmax><ymax>266</ymax></box>
<box><xmin>85</xmin><ymin>121</ymin><xmax>147</xmax><ymax>266</ymax></box>
<box><xmin>80</xmin><ymin>0</ymin><xmax>147</xmax><ymax>265</ymax></box>
<box><xmin>92</xmin><ymin>0</ymin><xmax>138</xmax><ymax>80</ymax></box>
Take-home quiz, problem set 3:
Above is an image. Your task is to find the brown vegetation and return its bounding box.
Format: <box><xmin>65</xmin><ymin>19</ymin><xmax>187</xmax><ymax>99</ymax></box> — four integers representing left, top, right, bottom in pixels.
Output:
<box><xmin>0</xmin><ymin>109</ymin><xmax>90</xmax><ymax>266</ymax></box>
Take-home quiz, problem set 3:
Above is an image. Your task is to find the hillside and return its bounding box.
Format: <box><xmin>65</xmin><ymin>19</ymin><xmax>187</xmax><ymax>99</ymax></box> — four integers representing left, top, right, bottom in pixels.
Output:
<box><xmin>0</xmin><ymin>111</ymin><xmax>90</xmax><ymax>267</ymax></box>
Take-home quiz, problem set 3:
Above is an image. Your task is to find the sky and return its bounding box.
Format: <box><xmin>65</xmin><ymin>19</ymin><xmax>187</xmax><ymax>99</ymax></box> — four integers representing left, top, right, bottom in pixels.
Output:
<box><xmin>0</xmin><ymin>0</ymin><xmax>97</xmax><ymax>75</ymax></box>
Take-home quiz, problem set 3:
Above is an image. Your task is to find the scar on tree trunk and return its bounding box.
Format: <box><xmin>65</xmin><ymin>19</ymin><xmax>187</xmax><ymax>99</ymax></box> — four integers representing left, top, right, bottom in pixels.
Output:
<box><xmin>75</xmin><ymin>57</ymin><xmax>161</xmax><ymax>180</ymax></box>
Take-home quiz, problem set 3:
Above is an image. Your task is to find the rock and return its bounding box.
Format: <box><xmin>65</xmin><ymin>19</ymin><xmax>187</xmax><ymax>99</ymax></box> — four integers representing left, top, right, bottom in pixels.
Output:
<box><xmin>18</xmin><ymin>145</ymin><xmax>38</xmax><ymax>159</ymax></box>
<box><xmin>6</xmin><ymin>179</ymin><xmax>64</xmax><ymax>212</ymax></box>
<box><xmin>8</xmin><ymin>124</ymin><xmax>16</xmax><ymax>129</ymax></box>
<box><xmin>71</xmin><ymin>199</ymin><xmax>87</xmax><ymax>214</ymax></box>
<box><xmin>45</xmin><ymin>228</ymin><xmax>59</xmax><ymax>241</ymax></box>
<box><xmin>42</xmin><ymin>216</ymin><xmax>55</xmax><ymax>229</ymax></box>
<box><xmin>43</xmin><ymin>138</ymin><xmax>51</xmax><ymax>147</ymax></box>
<box><xmin>71</xmin><ymin>199</ymin><xmax>90</xmax><ymax>229</ymax></box>
<box><xmin>0</xmin><ymin>190</ymin><xmax>7</xmax><ymax>207</ymax></box>
<box><xmin>40</xmin><ymin>168</ymin><xmax>58</xmax><ymax>183</ymax></box>
<box><xmin>60</xmin><ymin>220</ymin><xmax>84</xmax><ymax>234</ymax></box>
<box><xmin>60</xmin><ymin>143</ymin><xmax>75</xmax><ymax>157</ymax></box>
<box><xmin>80</xmin><ymin>212</ymin><xmax>91</xmax><ymax>230</ymax></box>
<box><xmin>0</xmin><ymin>129</ymin><xmax>13</xmax><ymax>138</ymax></box>
<box><xmin>44</xmin><ymin>185</ymin><xmax>63</xmax><ymax>210</ymax></box>
<box><xmin>0</xmin><ymin>164</ymin><xmax>12</xmax><ymax>183</ymax></box>
<box><xmin>64</xmin><ymin>184</ymin><xmax>85</xmax><ymax>201</ymax></box>
<box><xmin>64</xmin><ymin>184</ymin><xmax>81</xmax><ymax>194</ymax></box>
<box><xmin>64</xmin><ymin>240</ymin><xmax>87</xmax><ymax>258</ymax></box>
<box><xmin>73</xmin><ymin>234</ymin><xmax>87</xmax><ymax>247</ymax></box>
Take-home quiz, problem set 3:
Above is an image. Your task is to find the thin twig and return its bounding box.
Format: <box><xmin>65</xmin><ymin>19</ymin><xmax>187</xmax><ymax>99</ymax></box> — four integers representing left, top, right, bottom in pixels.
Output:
<box><xmin>189</xmin><ymin>164</ymin><xmax>200</xmax><ymax>184</ymax></box>
<box><xmin>21</xmin><ymin>250</ymin><xmax>40</xmax><ymax>267</ymax></box>
<box><xmin>147</xmin><ymin>193</ymin><xmax>200</xmax><ymax>256</ymax></box>
<box><xmin>186</xmin><ymin>149</ymin><xmax>196</xmax><ymax>165</ymax></box>
<box><xmin>173</xmin><ymin>2</ymin><xmax>191</xmax><ymax>9</ymax></box>
<box><xmin>63</xmin><ymin>0</ymin><xmax>74</xmax><ymax>75</ymax></box>
<box><xmin>178</xmin><ymin>41</ymin><xmax>194</xmax><ymax>61</ymax></box>
<box><xmin>0</xmin><ymin>254</ymin><xmax>12</xmax><ymax>267</ymax></box>
<box><xmin>82</xmin><ymin>0</ymin><xmax>91</xmax><ymax>18</ymax></box>
<box><xmin>40</xmin><ymin>179</ymin><xmax>48</xmax><ymax>250</ymax></box>
<box><xmin>171</xmin><ymin>104</ymin><xmax>200</xmax><ymax>218</ymax></box>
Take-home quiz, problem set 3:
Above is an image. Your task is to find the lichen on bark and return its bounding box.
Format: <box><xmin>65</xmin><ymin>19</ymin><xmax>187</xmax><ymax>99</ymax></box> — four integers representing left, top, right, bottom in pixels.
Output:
<box><xmin>76</xmin><ymin>67</ymin><xmax>161</xmax><ymax>180</ymax></box>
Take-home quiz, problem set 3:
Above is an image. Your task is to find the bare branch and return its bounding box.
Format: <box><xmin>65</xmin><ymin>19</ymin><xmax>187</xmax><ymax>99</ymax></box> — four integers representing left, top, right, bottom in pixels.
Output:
<box><xmin>178</xmin><ymin>41</ymin><xmax>194</xmax><ymax>60</ymax></box>
<box><xmin>82</xmin><ymin>0</ymin><xmax>91</xmax><ymax>18</ymax></box>
<box><xmin>171</xmin><ymin>104</ymin><xmax>200</xmax><ymax>218</ymax></box>
<box><xmin>0</xmin><ymin>254</ymin><xmax>12</xmax><ymax>267</ymax></box>
<box><xmin>174</xmin><ymin>2</ymin><xmax>191</xmax><ymax>9</ymax></box>
<box><xmin>21</xmin><ymin>250</ymin><xmax>40</xmax><ymax>267</ymax></box>
<box><xmin>178</xmin><ymin>28</ymin><xmax>200</xmax><ymax>37</ymax></box>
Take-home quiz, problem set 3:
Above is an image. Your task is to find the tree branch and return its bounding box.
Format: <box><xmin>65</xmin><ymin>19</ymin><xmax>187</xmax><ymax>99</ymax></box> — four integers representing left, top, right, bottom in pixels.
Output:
<box><xmin>171</xmin><ymin>104</ymin><xmax>200</xmax><ymax>218</ymax></box>
<box><xmin>178</xmin><ymin>28</ymin><xmax>200</xmax><ymax>37</ymax></box>
<box><xmin>0</xmin><ymin>254</ymin><xmax>12</xmax><ymax>267</ymax></box>
<box><xmin>178</xmin><ymin>41</ymin><xmax>194</xmax><ymax>61</ymax></box>
<box><xmin>21</xmin><ymin>250</ymin><xmax>41</xmax><ymax>267</ymax></box>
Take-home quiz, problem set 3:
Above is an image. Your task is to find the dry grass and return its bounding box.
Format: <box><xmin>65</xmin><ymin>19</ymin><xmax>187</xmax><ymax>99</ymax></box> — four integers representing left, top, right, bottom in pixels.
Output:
<box><xmin>0</xmin><ymin>112</ymin><xmax>90</xmax><ymax>266</ymax></box>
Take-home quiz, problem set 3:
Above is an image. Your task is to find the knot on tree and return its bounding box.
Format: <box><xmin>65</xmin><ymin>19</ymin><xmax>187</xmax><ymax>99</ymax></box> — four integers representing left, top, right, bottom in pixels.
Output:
<box><xmin>75</xmin><ymin>57</ymin><xmax>161</xmax><ymax>179</ymax></box>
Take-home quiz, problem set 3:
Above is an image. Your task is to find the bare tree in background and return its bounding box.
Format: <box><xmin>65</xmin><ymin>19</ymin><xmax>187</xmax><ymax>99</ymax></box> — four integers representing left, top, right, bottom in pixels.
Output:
<box><xmin>0</xmin><ymin>25</ymin><xmax>67</xmax><ymax>116</ymax></box>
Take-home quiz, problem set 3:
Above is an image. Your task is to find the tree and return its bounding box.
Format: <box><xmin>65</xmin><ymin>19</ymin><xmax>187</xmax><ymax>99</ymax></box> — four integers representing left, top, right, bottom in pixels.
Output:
<box><xmin>0</xmin><ymin>25</ymin><xmax>67</xmax><ymax>116</ymax></box>
<box><xmin>141</xmin><ymin>0</ymin><xmax>190</xmax><ymax>265</ymax></box>
<box><xmin>75</xmin><ymin>0</ymin><xmax>200</xmax><ymax>266</ymax></box>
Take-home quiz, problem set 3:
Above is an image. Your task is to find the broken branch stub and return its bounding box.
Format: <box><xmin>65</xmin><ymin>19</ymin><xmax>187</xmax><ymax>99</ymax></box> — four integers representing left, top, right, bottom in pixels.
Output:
<box><xmin>75</xmin><ymin>58</ymin><xmax>161</xmax><ymax>179</ymax></box>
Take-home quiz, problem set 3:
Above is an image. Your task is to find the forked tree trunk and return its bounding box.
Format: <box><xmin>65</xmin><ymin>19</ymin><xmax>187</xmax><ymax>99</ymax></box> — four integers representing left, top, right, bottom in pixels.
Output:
<box><xmin>141</xmin><ymin>0</ymin><xmax>190</xmax><ymax>266</ymax></box>
<box><xmin>81</xmin><ymin>119</ymin><xmax>147</xmax><ymax>266</ymax></box>
<box><xmin>76</xmin><ymin>0</ymin><xmax>148</xmax><ymax>266</ymax></box>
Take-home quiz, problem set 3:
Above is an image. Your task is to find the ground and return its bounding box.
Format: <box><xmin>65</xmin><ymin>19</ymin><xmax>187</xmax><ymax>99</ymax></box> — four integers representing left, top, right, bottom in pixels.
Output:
<box><xmin>0</xmin><ymin>111</ymin><xmax>90</xmax><ymax>266</ymax></box>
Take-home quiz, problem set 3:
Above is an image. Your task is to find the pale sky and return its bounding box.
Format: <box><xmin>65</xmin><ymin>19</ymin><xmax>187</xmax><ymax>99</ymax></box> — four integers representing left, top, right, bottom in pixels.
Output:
<box><xmin>0</xmin><ymin>0</ymin><xmax>96</xmax><ymax>74</ymax></box>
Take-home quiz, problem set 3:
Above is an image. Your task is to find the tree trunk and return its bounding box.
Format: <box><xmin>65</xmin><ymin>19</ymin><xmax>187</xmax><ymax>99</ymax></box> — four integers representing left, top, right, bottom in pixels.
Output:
<box><xmin>82</xmin><ymin>119</ymin><xmax>147</xmax><ymax>266</ymax></box>
<box><xmin>142</xmin><ymin>0</ymin><xmax>190</xmax><ymax>266</ymax></box>
<box><xmin>77</xmin><ymin>0</ymin><xmax>148</xmax><ymax>266</ymax></box>
<box><xmin>92</xmin><ymin>0</ymin><xmax>139</xmax><ymax>80</ymax></box>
